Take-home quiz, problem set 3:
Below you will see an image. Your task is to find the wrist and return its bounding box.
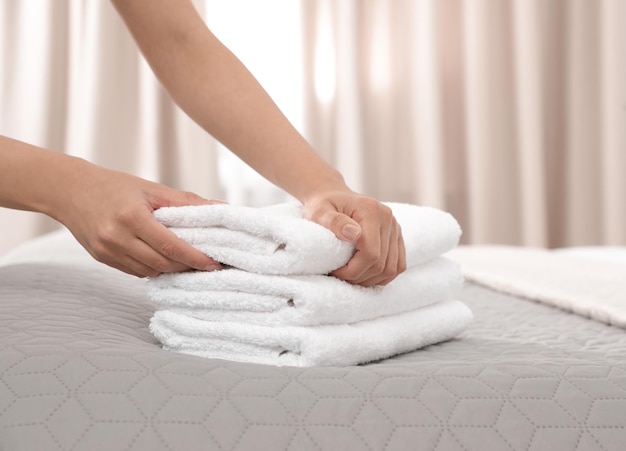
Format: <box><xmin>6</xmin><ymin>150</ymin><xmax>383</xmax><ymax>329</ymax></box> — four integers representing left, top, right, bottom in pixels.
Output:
<box><xmin>294</xmin><ymin>169</ymin><xmax>352</xmax><ymax>205</ymax></box>
<box><xmin>0</xmin><ymin>136</ymin><xmax>96</xmax><ymax>221</ymax></box>
<box><xmin>42</xmin><ymin>155</ymin><xmax>96</xmax><ymax>223</ymax></box>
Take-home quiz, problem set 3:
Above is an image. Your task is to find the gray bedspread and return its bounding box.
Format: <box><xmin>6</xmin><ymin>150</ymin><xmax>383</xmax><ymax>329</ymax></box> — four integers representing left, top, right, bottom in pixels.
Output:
<box><xmin>1</xmin><ymin>260</ymin><xmax>625</xmax><ymax>450</ymax></box>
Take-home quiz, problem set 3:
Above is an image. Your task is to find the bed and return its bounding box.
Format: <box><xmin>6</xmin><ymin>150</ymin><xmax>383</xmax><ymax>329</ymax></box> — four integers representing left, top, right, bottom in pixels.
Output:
<box><xmin>1</xmin><ymin>231</ymin><xmax>625</xmax><ymax>451</ymax></box>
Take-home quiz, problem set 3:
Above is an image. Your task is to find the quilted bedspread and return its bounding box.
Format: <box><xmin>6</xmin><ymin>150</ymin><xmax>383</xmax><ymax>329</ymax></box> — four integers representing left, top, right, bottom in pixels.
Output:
<box><xmin>1</xmin><ymin>233</ymin><xmax>625</xmax><ymax>450</ymax></box>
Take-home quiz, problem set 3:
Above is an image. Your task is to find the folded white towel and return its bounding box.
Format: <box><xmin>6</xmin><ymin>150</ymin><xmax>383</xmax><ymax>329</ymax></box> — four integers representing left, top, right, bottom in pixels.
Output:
<box><xmin>147</xmin><ymin>257</ymin><xmax>463</xmax><ymax>326</ymax></box>
<box><xmin>150</xmin><ymin>202</ymin><xmax>468</xmax><ymax>366</ymax></box>
<box><xmin>150</xmin><ymin>300</ymin><xmax>473</xmax><ymax>367</ymax></box>
<box><xmin>154</xmin><ymin>202</ymin><xmax>461</xmax><ymax>275</ymax></box>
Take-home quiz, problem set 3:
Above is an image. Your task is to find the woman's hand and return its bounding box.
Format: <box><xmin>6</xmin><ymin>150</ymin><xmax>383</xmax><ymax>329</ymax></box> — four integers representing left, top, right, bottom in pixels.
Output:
<box><xmin>303</xmin><ymin>190</ymin><xmax>406</xmax><ymax>286</ymax></box>
<box><xmin>56</xmin><ymin>161</ymin><xmax>223</xmax><ymax>278</ymax></box>
<box><xmin>0</xmin><ymin>137</ymin><xmax>220</xmax><ymax>278</ymax></box>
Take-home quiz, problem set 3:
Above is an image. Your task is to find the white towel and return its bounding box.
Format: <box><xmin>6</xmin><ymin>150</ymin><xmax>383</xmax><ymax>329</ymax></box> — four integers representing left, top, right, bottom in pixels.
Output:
<box><xmin>154</xmin><ymin>202</ymin><xmax>461</xmax><ymax>275</ymax></box>
<box><xmin>150</xmin><ymin>300</ymin><xmax>473</xmax><ymax>367</ymax></box>
<box><xmin>147</xmin><ymin>257</ymin><xmax>463</xmax><ymax>326</ymax></box>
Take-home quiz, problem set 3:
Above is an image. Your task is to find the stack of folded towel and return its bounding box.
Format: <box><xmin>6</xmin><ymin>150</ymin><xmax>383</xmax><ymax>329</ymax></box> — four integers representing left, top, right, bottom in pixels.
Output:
<box><xmin>147</xmin><ymin>203</ymin><xmax>472</xmax><ymax>367</ymax></box>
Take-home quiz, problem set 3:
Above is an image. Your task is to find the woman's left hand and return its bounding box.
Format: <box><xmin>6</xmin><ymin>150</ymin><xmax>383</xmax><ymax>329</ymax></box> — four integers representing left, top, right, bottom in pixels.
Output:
<box><xmin>302</xmin><ymin>190</ymin><xmax>406</xmax><ymax>286</ymax></box>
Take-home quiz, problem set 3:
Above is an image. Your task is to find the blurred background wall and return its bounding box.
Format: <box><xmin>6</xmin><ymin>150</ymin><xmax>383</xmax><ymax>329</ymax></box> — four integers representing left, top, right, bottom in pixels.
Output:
<box><xmin>1</xmin><ymin>0</ymin><xmax>624</xmax><ymax>255</ymax></box>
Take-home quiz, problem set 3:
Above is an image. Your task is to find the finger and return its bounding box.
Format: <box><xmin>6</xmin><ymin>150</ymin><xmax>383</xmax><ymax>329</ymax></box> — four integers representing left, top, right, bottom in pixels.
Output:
<box><xmin>351</xmin><ymin>216</ymin><xmax>397</xmax><ymax>286</ymax></box>
<box><xmin>90</xmin><ymin>224</ymin><xmax>196</xmax><ymax>275</ymax></box>
<box><xmin>331</xmin><ymin>236</ymin><xmax>382</xmax><ymax>282</ymax></box>
<box><xmin>98</xmin><ymin>254</ymin><xmax>157</xmax><ymax>278</ymax></box>
<box><xmin>370</xmin><ymin>223</ymin><xmax>406</xmax><ymax>286</ymax></box>
<box><xmin>80</xmin><ymin>234</ymin><xmax>156</xmax><ymax>277</ymax></box>
<box><xmin>331</xmin><ymin>212</ymin><xmax>383</xmax><ymax>282</ymax></box>
<box><xmin>346</xmin><ymin>215</ymin><xmax>398</xmax><ymax>287</ymax></box>
<box><xmin>125</xmin><ymin>238</ymin><xmax>192</xmax><ymax>274</ymax></box>
<box><xmin>306</xmin><ymin>208</ymin><xmax>362</xmax><ymax>243</ymax></box>
<box><xmin>353</xmin><ymin>206</ymin><xmax>395</xmax><ymax>284</ymax></box>
<box><xmin>396</xmin><ymin>223</ymin><xmax>407</xmax><ymax>274</ymax></box>
<box><xmin>135</xmin><ymin>211</ymin><xmax>221</xmax><ymax>271</ymax></box>
<box><xmin>153</xmin><ymin>189</ymin><xmax>228</xmax><ymax>209</ymax></box>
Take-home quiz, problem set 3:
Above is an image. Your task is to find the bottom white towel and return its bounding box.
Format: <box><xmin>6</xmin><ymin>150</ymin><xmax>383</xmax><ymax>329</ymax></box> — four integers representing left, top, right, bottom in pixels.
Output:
<box><xmin>150</xmin><ymin>300</ymin><xmax>473</xmax><ymax>367</ymax></box>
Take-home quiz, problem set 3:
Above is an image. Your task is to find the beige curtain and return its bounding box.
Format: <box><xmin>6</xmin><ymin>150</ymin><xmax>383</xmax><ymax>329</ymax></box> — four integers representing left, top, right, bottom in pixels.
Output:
<box><xmin>302</xmin><ymin>0</ymin><xmax>626</xmax><ymax>247</ymax></box>
<box><xmin>0</xmin><ymin>0</ymin><xmax>221</xmax><ymax>255</ymax></box>
<box><xmin>2</xmin><ymin>0</ymin><xmax>625</xmax><ymax>255</ymax></box>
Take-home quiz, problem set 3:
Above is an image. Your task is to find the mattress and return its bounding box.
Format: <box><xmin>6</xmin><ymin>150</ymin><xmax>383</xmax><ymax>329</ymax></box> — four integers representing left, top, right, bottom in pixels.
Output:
<box><xmin>1</xmin><ymin>231</ymin><xmax>625</xmax><ymax>450</ymax></box>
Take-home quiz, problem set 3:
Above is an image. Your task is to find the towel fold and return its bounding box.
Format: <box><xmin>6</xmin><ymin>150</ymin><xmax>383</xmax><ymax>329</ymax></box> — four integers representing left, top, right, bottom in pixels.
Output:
<box><xmin>147</xmin><ymin>257</ymin><xmax>463</xmax><ymax>326</ymax></box>
<box><xmin>149</xmin><ymin>202</ymin><xmax>470</xmax><ymax>366</ymax></box>
<box><xmin>154</xmin><ymin>202</ymin><xmax>461</xmax><ymax>275</ymax></box>
<box><xmin>150</xmin><ymin>300</ymin><xmax>473</xmax><ymax>367</ymax></box>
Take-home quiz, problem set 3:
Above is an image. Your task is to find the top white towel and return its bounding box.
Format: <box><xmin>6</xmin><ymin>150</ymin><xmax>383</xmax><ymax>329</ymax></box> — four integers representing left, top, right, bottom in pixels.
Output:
<box><xmin>154</xmin><ymin>202</ymin><xmax>461</xmax><ymax>275</ymax></box>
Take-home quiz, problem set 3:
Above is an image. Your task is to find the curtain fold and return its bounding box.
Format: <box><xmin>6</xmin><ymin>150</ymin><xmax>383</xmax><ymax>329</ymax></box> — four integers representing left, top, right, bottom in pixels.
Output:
<box><xmin>600</xmin><ymin>0</ymin><xmax>626</xmax><ymax>244</ymax></box>
<box><xmin>1</xmin><ymin>0</ymin><xmax>624</xmax><ymax>254</ymax></box>
<box><xmin>302</xmin><ymin>0</ymin><xmax>626</xmax><ymax>247</ymax></box>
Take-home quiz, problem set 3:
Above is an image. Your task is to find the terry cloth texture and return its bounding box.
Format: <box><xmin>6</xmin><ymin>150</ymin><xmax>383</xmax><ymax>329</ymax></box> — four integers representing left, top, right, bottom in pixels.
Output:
<box><xmin>149</xmin><ymin>202</ymin><xmax>471</xmax><ymax>366</ymax></box>
<box><xmin>153</xmin><ymin>202</ymin><xmax>461</xmax><ymax>274</ymax></box>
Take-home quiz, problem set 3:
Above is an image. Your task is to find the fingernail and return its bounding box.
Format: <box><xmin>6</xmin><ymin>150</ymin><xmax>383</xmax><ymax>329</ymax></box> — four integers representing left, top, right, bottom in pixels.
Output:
<box><xmin>204</xmin><ymin>263</ymin><xmax>222</xmax><ymax>271</ymax></box>
<box><xmin>341</xmin><ymin>224</ymin><xmax>361</xmax><ymax>241</ymax></box>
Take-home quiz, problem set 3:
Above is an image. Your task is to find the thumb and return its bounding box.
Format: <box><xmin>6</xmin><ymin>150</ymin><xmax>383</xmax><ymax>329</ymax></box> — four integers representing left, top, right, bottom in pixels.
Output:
<box><xmin>319</xmin><ymin>211</ymin><xmax>362</xmax><ymax>243</ymax></box>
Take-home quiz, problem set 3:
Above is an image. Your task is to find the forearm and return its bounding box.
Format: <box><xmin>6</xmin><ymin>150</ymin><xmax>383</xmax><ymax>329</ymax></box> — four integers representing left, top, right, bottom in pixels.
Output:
<box><xmin>111</xmin><ymin>0</ymin><xmax>349</xmax><ymax>202</ymax></box>
<box><xmin>0</xmin><ymin>136</ymin><xmax>222</xmax><ymax>276</ymax></box>
<box><xmin>0</xmin><ymin>136</ymin><xmax>88</xmax><ymax>220</ymax></box>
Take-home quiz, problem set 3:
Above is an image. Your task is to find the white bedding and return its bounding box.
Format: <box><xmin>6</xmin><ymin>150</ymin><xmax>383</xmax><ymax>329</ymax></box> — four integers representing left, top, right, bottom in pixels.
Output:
<box><xmin>448</xmin><ymin>245</ymin><xmax>626</xmax><ymax>329</ymax></box>
<box><xmin>0</xmin><ymin>228</ymin><xmax>91</xmax><ymax>266</ymax></box>
<box><xmin>554</xmin><ymin>245</ymin><xmax>626</xmax><ymax>265</ymax></box>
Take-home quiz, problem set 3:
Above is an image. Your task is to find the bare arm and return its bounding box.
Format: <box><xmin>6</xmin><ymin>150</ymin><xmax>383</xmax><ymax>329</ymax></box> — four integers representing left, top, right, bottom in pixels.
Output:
<box><xmin>0</xmin><ymin>136</ymin><xmax>221</xmax><ymax>277</ymax></box>
<box><xmin>111</xmin><ymin>0</ymin><xmax>406</xmax><ymax>285</ymax></box>
<box><xmin>111</xmin><ymin>0</ymin><xmax>343</xmax><ymax>202</ymax></box>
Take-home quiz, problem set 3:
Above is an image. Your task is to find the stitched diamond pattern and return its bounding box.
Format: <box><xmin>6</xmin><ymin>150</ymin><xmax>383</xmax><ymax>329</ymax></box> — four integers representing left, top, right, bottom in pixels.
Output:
<box><xmin>1</xmin><ymin>262</ymin><xmax>626</xmax><ymax>450</ymax></box>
